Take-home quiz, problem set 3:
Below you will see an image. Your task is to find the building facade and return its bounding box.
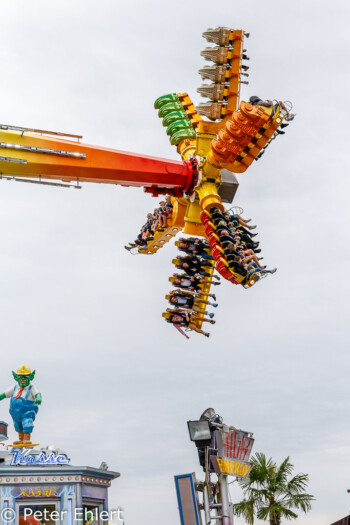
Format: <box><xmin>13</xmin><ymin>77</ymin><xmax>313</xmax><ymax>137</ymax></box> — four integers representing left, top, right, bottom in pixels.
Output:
<box><xmin>0</xmin><ymin>446</ymin><xmax>119</xmax><ymax>525</ymax></box>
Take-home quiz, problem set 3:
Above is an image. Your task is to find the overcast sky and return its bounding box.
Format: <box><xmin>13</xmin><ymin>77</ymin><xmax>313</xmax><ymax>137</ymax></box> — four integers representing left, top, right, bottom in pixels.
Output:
<box><xmin>0</xmin><ymin>1</ymin><xmax>349</xmax><ymax>524</ymax></box>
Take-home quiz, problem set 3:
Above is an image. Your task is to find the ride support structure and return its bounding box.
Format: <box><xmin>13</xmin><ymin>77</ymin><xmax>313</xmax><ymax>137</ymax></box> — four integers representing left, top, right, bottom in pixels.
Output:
<box><xmin>0</xmin><ymin>125</ymin><xmax>194</xmax><ymax>194</ymax></box>
<box><xmin>0</xmin><ymin>26</ymin><xmax>291</xmax><ymax>257</ymax></box>
<box><xmin>0</xmin><ymin>26</ymin><xmax>294</xmax><ymax>336</ymax></box>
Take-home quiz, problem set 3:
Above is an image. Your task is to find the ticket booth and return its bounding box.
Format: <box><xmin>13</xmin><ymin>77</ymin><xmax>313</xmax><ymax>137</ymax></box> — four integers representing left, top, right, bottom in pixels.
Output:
<box><xmin>0</xmin><ymin>446</ymin><xmax>120</xmax><ymax>525</ymax></box>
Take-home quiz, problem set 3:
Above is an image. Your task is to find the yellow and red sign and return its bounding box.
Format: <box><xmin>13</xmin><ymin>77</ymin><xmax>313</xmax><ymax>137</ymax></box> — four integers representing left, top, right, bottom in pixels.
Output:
<box><xmin>211</xmin><ymin>456</ymin><xmax>251</xmax><ymax>478</ymax></box>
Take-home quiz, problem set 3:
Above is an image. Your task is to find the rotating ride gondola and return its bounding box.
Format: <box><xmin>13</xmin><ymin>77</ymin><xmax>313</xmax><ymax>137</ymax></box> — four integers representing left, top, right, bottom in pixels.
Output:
<box><xmin>0</xmin><ymin>27</ymin><xmax>294</xmax><ymax>338</ymax></box>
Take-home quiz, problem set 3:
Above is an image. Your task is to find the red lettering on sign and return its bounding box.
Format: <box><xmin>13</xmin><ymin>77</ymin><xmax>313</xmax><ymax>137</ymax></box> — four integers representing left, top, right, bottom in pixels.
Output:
<box><xmin>222</xmin><ymin>431</ymin><xmax>253</xmax><ymax>461</ymax></box>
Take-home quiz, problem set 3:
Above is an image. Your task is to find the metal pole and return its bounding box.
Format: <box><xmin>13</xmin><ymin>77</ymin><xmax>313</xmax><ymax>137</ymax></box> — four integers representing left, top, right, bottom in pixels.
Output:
<box><xmin>203</xmin><ymin>484</ymin><xmax>211</xmax><ymax>525</ymax></box>
<box><xmin>219</xmin><ymin>473</ymin><xmax>233</xmax><ymax>525</ymax></box>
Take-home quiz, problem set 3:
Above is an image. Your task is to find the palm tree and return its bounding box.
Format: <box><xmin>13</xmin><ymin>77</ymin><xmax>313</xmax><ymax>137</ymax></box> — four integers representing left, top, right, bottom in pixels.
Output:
<box><xmin>232</xmin><ymin>453</ymin><xmax>314</xmax><ymax>525</ymax></box>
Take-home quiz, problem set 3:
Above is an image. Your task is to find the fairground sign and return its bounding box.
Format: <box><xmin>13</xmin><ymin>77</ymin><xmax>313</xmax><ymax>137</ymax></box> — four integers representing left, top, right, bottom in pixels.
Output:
<box><xmin>211</xmin><ymin>456</ymin><xmax>252</xmax><ymax>478</ymax></box>
<box><xmin>10</xmin><ymin>448</ymin><xmax>70</xmax><ymax>466</ymax></box>
<box><xmin>216</xmin><ymin>429</ymin><xmax>254</xmax><ymax>462</ymax></box>
<box><xmin>20</xmin><ymin>486</ymin><xmax>59</xmax><ymax>498</ymax></box>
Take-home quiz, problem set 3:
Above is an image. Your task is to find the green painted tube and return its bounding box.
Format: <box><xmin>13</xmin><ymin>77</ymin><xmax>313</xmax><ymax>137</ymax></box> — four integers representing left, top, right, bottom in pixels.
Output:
<box><xmin>170</xmin><ymin>128</ymin><xmax>196</xmax><ymax>146</ymax></box>
<box><xmin>158</xmin><ymin>101</ymin><xmax>185</xmax><ymax>118</ymax></box>
<box><xmin>162</xmin><ymin>110</ymin><xmax>188</xmax><ymax>127</ymax></box>
<box><xmin>154</xmin><ymin>93</ymin><xmax>178</xmax><ymax>110</ymax></box>
<box><xmin>167</xmin><ymin>119</ymin><xmax>194</xmax><ymax>136</ymax></box>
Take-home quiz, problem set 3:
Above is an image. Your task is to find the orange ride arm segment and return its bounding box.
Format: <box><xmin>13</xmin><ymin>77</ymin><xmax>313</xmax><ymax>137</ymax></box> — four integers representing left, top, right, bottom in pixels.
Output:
<box><xmin>0</xmin><ymin>130</ymin><xmax>193</xmax><ymax>194</ymax></box>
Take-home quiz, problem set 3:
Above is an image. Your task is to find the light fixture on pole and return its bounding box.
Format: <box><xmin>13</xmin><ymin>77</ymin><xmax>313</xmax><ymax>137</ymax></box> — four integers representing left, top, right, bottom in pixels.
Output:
<box><xmin>187</xmin><ymin>420</ymin><xmax>211</xmax><ymax>443</ymax></box>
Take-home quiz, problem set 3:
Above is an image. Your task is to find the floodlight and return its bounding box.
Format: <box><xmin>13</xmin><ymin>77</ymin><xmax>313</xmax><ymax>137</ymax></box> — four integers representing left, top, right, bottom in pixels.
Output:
<box><xmin>187</xmin><ymin>420</ymin><xmax>211</xmax><ymax>442</ymax></box>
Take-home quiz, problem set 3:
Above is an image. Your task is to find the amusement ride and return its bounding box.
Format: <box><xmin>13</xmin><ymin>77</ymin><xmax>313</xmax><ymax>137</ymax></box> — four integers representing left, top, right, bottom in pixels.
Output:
<box><xmin>0</xmin><ymin>27</ymin><xmax>294</xmax><ymax>338</ymax></box>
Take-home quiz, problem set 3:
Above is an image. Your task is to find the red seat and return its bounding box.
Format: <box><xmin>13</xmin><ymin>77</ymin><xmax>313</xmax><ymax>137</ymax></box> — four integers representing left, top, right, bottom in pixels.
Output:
<box><xmin>200</xmin><ymin>210</ymin><xmax>239</xmax><ymax>286</ymax></box>
<box><xmin>211</xmin><ymin>246</ymin><xmax>223</xmax><ymax>260</ymax></box>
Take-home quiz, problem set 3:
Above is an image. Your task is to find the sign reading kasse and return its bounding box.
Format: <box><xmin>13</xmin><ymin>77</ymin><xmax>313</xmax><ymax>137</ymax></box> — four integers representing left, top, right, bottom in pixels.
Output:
<box><xmin>20</xmin><ymin>487</ymin><xmax>59</xmax><ymax>498</ymax></box>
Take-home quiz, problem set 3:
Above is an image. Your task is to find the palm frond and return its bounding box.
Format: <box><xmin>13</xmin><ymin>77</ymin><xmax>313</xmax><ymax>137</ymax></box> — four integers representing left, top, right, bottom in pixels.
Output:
<box><xmin>234</xmin><ymin>453</ymin><xmax>313</xmax><ymax>524</ymax></box>
<box><xmin>286</xmin><ymin>473</ymin><xmax>310</xmax><ymax>494</ymax></box>
<box><xmin>284</xmin><ymin>492</ymin><xmax>315</xmax><ymax>512</ymax></box>
<box><xmin>232</xmin><ymin>498</ymin><xmax>255</xmax><ymax>525</ymax></box>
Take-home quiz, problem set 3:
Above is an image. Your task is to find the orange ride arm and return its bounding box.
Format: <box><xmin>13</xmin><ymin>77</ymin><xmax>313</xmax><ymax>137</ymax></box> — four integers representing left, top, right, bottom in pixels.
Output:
<box><xmin>0</xmin><ymin>129</ymin><xmax>194</xmax><ymax>196</ymax></box>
